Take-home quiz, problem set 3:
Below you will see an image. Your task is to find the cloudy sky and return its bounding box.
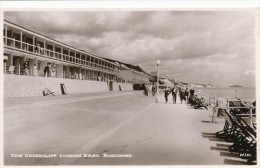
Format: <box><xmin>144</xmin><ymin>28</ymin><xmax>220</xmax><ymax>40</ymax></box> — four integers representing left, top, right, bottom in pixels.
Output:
<box><xmin>4</xmin><ymin>11</ymin><xmax>256</xmax><ymax>87</ymax></box>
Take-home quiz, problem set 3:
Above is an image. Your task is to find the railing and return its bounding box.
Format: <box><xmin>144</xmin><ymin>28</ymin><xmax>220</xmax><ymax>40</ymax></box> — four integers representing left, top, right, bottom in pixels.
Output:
<box><xmin>226</xmin><ymin>98</ymin><xmax>256</xmax><ymax>128</ymax></box>
<box><xmin>4</xmin><ymin>36</ymin><xmax>118</xmax><ymax>73</ymax></box>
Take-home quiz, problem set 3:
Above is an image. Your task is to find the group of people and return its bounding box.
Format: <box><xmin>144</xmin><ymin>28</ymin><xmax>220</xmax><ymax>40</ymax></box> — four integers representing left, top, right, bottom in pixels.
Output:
<box><xmin>22</xmin><ymin>60</ymin><xmax>56</xmax><ymax>77</ymax></box>
<box><xmin>43</xmin><ymin>63</ymin><xmax>56</xmax><ymax>77</ymax></box>
<box><xmin>143</xmin><ymin>82</ymin><xmax>191</xmax><ymax>104</ymax></box>
<box><xmin>23</xmin><ymin>60</ymin><xmax>38</xmax><ymax>76</ymax></box>
<box><xmin>35</xmin><ymin>42</ymin><xmax>44</xmax><ymax>54</ymax></box>
<box><xmin>164</xmin><ymin>86</ymin><xmax>190</xmax><ymax>104</ymax></box>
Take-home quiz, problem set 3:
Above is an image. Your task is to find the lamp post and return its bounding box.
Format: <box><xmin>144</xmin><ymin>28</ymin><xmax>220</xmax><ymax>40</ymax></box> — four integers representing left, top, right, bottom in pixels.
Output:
<box><xmin>156</xmin><ymin>60</ymin><xmax>160</xmax><ymax>103</ymax></box>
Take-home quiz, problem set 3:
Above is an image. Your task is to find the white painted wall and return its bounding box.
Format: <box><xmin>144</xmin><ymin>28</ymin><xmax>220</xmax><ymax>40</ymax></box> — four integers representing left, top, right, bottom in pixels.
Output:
<box><xmin>4</xmin><ymin>74</ymin><xmax>133</xmax><ymax>97</ymax></box>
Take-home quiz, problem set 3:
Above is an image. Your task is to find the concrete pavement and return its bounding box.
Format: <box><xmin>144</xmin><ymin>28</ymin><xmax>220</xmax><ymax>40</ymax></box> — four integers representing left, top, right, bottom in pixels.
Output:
<box><xmin>4</xmin><ymin>90</ymin><xmax>250</xmax><ymax>165</ymax></box>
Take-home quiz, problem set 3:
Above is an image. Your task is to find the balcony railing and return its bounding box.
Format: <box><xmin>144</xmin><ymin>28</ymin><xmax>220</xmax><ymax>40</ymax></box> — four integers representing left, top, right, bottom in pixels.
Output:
<box><xmin>4</xmin><ymin>36</ymin><xmax>118</xmax><ymax>74</ymax></box>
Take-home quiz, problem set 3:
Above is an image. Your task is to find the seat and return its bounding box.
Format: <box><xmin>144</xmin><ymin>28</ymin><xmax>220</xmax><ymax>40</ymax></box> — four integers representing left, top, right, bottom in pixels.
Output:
<box><xmin>7</xmin><ymin>66</ymin><xmax>15</xmax><ymax>74</ymax></box>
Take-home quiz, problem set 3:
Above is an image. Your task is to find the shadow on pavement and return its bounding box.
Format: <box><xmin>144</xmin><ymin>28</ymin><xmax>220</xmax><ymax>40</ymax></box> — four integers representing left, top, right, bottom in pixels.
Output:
<box><xmin>220</xmin><ymin>151</ymin><xmax>240</xmax><ymax>158</ymax></box>
<box><xmin>223</xmin><ymin>159</ymin><xmax>248</xmax><ymax>165</ymax></box>
<box><xmin>201</xmin><ymin>120</ymin><xmax>213</xmax><ymax>123</ymax></box>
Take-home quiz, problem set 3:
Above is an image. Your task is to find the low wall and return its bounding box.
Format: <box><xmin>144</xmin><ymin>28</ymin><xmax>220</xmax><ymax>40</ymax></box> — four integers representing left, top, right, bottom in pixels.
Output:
<box><xmin>114</xmin><ymin>83</ymin><xmax>133</xmax><ymax>91</ymax></box>
<box><xmin>4</xmin><ymin>74</ymin><xmax>133</xmax><ymax>97</ymax></box>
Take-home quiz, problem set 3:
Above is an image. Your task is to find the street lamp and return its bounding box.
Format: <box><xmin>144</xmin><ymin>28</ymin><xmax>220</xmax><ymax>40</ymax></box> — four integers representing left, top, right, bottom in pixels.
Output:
<box><xmin>155</xmin><ymin>60</ymin><xmax>160</xmax><ymax>103</ymax></box>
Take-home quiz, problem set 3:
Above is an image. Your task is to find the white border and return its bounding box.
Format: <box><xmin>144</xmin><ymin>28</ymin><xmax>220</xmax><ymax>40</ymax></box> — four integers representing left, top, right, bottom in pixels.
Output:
<box><xmin>0</xmin><ymin>1</ymin><xmax>259</xmax><ymax>168</ymax></box>
<box><xmin>0</xmin><ymin>0</ymin><xmax>260</xmax><ymax>9</ymax></box>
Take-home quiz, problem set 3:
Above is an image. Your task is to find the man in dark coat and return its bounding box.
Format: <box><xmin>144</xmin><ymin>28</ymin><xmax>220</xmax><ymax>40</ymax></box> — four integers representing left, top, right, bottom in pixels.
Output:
<box><xmin>164</xmin><ymin>86</ymin><xmax>171</xmax><ymax>103</ymax></box>
<box><xmin>171</xmin><ymin>86</ymin><xmax>177</xmax><ymax>104</ymax></box>
<box><xmin>152</xmin><ymin>83</ymin><xmax>156</xmax><ymax>97</ymax></box>
<box><xmin>44</xmin><ymin>63</ymin><xmax>51</xmax><ymax>77</ymax></box>
<box><xmin>179</xmin><ymin>88</ymin><xmax>185</xmax><ymax>104</ymax></box>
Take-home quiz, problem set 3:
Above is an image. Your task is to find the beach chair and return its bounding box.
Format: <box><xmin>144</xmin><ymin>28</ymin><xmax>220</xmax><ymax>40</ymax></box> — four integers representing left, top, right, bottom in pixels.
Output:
<box><xmin>215</xmin><ymin>109</ymin><xmax>238</xmax><ymax>141</ymax></box>
<box><xmin>229</xmin><ymin>125</ymin><xmax>256</xmax><ymax>162</ymax></box>
<box><xmin>43</xmin><ymin>88</ymin><xmax>55</xmax><ymax>96</ymax></box>
<box><xmin>215</xmin><ymin>104</ymin><xmax>257</xmax><ymax>163</ymax></box>
<box><xmin>7</xmin><ymin>66</ymin><xmax>15</xmax><ymax>74</ymax></box>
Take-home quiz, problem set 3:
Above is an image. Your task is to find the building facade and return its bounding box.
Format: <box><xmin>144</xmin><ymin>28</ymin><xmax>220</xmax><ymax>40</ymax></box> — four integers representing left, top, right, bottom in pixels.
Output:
<box><xmin>3</xmin><ymin>20</ymin><xmax>138</xmax><ymax>83</ymax></box>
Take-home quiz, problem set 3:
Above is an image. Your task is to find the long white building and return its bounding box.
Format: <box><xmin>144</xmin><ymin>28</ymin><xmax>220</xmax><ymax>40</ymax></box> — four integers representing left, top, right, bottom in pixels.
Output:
<box><xmin>3</xmin><ymin>20</ymin><xmax>150</xmax><ymax>97</ymax></box>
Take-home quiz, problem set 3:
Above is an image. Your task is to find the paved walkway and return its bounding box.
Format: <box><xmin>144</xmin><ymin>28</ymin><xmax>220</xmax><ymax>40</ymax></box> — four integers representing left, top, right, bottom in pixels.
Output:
<box><xmin>4</xmin><ymin>91</ymin><xmax>250</xmax><ymax>165</ymax></box>
<box><xmin>67</xmin><ymin>102</ymin><xmax>226</xmax><ymax>165</ymax></box>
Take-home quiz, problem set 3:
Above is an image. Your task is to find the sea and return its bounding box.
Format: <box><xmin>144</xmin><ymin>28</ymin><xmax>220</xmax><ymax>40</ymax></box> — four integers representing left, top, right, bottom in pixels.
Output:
<box><xmin>195</xmin><ymin>87</ymin><xmax>256</xmax><ymax>101</ymax></box>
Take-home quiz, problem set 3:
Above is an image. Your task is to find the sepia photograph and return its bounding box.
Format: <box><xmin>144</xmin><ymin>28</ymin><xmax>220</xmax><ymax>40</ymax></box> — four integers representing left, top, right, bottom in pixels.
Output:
<box><xmin>1</xmin><ymin>4</ymin><xmax>259</xmax><ymax>167</ymax></box>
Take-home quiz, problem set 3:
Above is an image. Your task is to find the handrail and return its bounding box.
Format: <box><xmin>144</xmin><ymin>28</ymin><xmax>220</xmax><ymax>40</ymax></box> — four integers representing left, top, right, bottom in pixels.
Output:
<box><xmin>4</xmin><ymin>36</ymin><xmax>117</xmax><ymax>74</ymax></box>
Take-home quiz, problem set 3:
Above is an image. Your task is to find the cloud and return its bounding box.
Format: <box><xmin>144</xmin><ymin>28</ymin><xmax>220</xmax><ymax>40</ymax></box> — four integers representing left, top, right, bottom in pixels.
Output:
<box><xmin>4</xmin><ymin>11</ymin><xmax>256</xmax><ymax>87</ymax></box>
<box><xmin>243</xmin><ymin>70</ymin><xmax>255</xmax><ymax>77</ymax></box>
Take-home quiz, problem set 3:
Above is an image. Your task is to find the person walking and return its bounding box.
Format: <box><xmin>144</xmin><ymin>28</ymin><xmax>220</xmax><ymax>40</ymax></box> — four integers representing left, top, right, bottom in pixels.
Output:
<box><xmin>23</xmin><ymin>60</ymin><xmax>30</xmax><ymax>76</ymax></box>
<box><xmin>184</xmin><ymin>87</ymin><xmax>190</xmax><ymax>104</ymax></box>
<box><xmin>179</xmin><ymin>87</ymin><xmax>185</xmax><ymax>104</ymax></box>
<box><xmin>164</xmin><ymin>85</ymin><xmax>171</xmax><ymax>103</ymax></box>
<box><xmin>33</xmin><ymin>64</ymin><xmax>37</xmax><ymax>76</ymax></box>
<box><xmin>44</xmin><ymin>63</ymin><xmax>51</xmax><ymax>77</ymax></box>
<box><xmin>152</xmin><ymin>83</ymin><xmax>156</xmax><ymax>97</ymax></box>
<box><xmin>51</xmin><ymin>65</ymin><xmax>56</xmax><ymax>78</ymax></box>
<box><xmin>171</xmin><ymin>86</ymin><xmax>177</xmax><ymax>104</ymax></box>
<box><xmin>143</xmin><ymin>84</ymin><xmax>147</xmax><ymax>96</ymax></box>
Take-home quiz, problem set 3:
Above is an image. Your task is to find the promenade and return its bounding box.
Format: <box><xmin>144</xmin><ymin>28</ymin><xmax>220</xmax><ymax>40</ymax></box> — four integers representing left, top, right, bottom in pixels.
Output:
<box><xmin>4</xmin><ymin>91</ymin><xmax>248</xmax><ymax>165</ymax></box>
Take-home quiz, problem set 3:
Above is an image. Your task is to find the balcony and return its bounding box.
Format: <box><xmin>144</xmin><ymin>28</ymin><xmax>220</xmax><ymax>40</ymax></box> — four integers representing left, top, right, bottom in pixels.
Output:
<box><xmin>3</xmin><ymin>35</ymin><xmax>118</xmax><ymax>74</ymax></box>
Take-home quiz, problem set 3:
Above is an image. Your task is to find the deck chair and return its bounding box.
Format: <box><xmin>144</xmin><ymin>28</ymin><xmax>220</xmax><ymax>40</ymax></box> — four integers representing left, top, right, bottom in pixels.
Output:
<box><xmin>43</xmin><ymin>88</ymin><xmax>55</xmax><ymax>96</ymax></box>
<box><xmin>216</xmin><ymin>109</ymin><xmax>239</xmax><ymax>141</ymax></box>
<box><xmin>230</xmin><ymin>115</ymin><xmax>256</xmax><ymax>162</ymax></box>
<box><xmin>7</xmin><ymin>66</ymin><xmax>15</xmax><ymax>74</ymax></box>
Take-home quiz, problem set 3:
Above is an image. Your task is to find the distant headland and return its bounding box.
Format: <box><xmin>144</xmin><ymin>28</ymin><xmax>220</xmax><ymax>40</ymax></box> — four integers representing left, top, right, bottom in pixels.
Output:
<box><xmin>229</xmin><ymin>85</ymin><xmax>243</xmax><ymax>87</ymax></box>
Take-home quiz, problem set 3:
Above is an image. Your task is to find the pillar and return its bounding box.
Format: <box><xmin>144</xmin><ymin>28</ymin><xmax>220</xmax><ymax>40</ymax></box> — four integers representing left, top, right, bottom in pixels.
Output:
<box><xmin>74</xmin><ymin>51</ymin><xmax>76</xmax><ymax>63</ymax></box>
<box><xmin>33</xmin><ymin>36</ymin><xmax>35</xmax><ymax>52</ymax></box>
<box><xmin>80</xmin><ymin>53</ymin><xmax>82</xmax><ymax>65</ymax></box>
<box><xmin>5</xmin><ymin>24</ymin><xmax>8</xmax><ymax>45</ymax></box>
<box><xmin>20</xmin><ymin>30</ymin><xmax>23</xmax><ymax>49</ymax></box>
<box><xmin>10</xmin><ymin>53</ymin><xmax>14</xmax><ymax>66</ymax></box>
<box><xmin>61</xmin><ymin>46</ymin><xmax>64</xmax><ymax>60</ymax></box>
<box><xmin>44</xmin><ymin>40</ymin><xmax>46</xmax><ymax>55</ymax></box>
<box><xmin>53</xmin><ymin>43</ymin><xmax>55</xmax><ymax>58</ymax></box>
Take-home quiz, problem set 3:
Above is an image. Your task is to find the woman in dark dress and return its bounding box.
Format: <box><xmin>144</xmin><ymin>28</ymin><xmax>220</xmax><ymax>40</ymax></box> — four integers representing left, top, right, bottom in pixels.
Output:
<box><xmin>171</xmin><ymin>86</ymin><xmax>177</xmax><ymax>104</ymax></box>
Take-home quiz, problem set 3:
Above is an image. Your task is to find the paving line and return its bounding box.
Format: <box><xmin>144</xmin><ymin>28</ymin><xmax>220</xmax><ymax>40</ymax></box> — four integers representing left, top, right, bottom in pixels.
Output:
<box><xmin>57</xmin><ymin>103</ymin><xmax>154</xmax><ymax>165</ymax></box>
<box><xmin>5</xmin><ymin>92</ymin><xmax>136</xmax><ymax>112</ymax></box>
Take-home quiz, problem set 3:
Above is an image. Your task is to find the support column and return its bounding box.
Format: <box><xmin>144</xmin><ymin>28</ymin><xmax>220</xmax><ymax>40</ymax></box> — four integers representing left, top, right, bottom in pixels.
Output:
<box><xmin>80</xmin><ymin>53</ymin><xmax>82</xmax><ymax>65</ymax></box>
<box><xmin>61</xmin><ymin>46</ymin><xmax>64</xmax><ymax>60</ymax></box>
<box><xmin>44</xmin><ymin>40</ymin><xmax>46</xmax><ymax>55</ymax></box>
<box><xmin>5</xmin><ymin>24</ymin><xmax>8</xmax><ymax>45</ymax></box>
<box><xmin>33</xmin><ymin>36</ymin><xmax>35</xmax><ymax>52</ymax></box>
<box><xmin>10</xmin><ymin>29</ymin><xmax>14</xmax><ymax>47</ymax></box>
<box><xmin>4</xmin><ymin>62</ymin><xmax>6</xmax><ymax>74</ymax></box>
<box><xmin>10</xmin><ymin>53</ymin><xmax>14</xmax><ymax>66</ymax></box>
<box><xmin>34</xmin><ymin>59</ymin><xmax>38</xmax><ymax>76</ymax></box>
<box><xmin>53</xmin><ymin>43</ymin><xmax>55</xmax><ymax>58</ymax></box>
<box><xmin>74</xmin><ymin>51</ymin><xmax>76</xmax><ymax>63</ymax></box>
<box><xmin>20</xmin><ymin>30</ymin><xmax>23</xmax><ymax>50</ymax></box>
<box><xmin>85</xmin><ymin>55</ymin><xmax>87</xmax><ymax>66</ymax></box>
<box><xmin>68</xmin><ymin>49</ymin><xmax>71</xmax><ymax>62</ymax></box>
